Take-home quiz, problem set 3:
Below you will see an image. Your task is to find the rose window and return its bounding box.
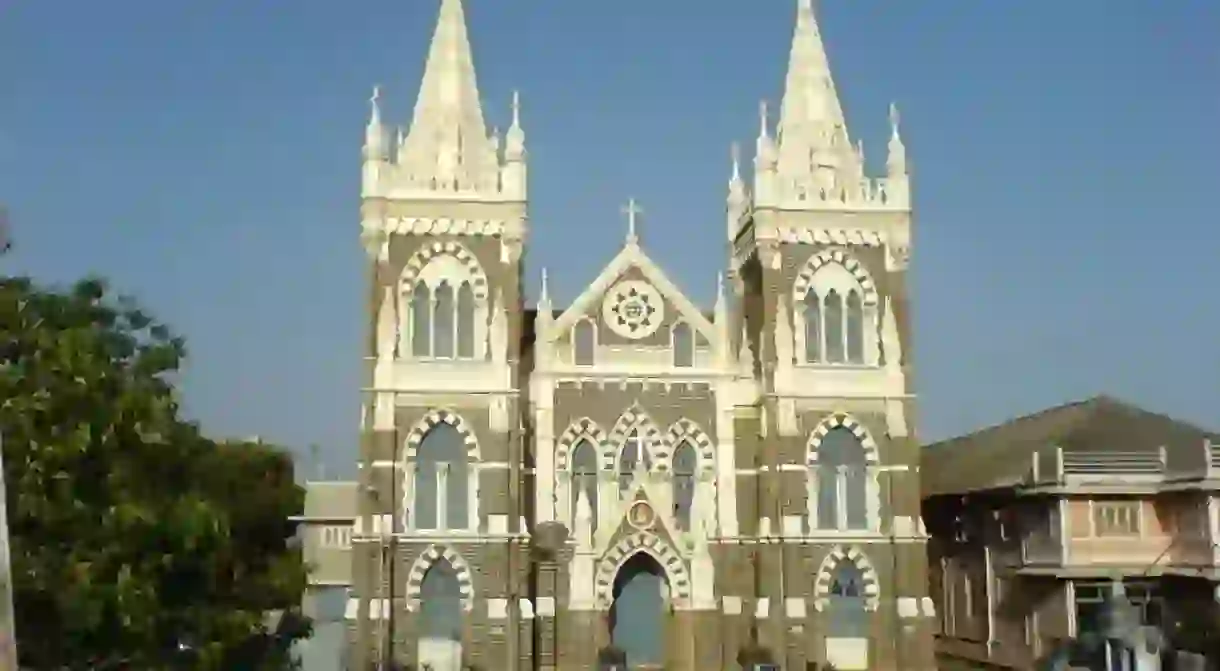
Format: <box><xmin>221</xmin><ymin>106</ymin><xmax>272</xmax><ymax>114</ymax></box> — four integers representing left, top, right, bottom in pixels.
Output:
<box><xmin>602</xmin><ymin>280</ymin><xmax>664</xmax><ymax>340</ymax></box>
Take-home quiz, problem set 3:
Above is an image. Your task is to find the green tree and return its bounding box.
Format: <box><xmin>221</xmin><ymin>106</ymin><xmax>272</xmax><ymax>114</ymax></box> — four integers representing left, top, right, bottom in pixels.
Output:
<box><xmin>0</xmin><ymin>276</ymin><xmax>310</xmax><ymax>669</ymax></box>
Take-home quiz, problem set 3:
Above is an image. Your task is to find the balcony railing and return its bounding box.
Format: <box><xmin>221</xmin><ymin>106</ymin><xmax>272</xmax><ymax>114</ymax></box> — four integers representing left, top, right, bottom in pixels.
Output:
<box><xmin>1025</xmin><ymin>442</ymin><xmax>1220</xmax><ymax>490</ymax></box>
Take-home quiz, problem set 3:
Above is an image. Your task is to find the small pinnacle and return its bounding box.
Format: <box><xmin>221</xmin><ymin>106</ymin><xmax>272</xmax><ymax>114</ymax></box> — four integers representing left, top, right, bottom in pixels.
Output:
<box><xmin>369</xmin><ymin>84</ymin><xmax>382</xmax><ymax>123</ymax></box>
<box><xmin>511</xmin><ymin>90</ymin><xmax>521</xmax><ymax>126</ymax></box>
<box><xmin>758</xmin><ymin>100</ymin><xmax>770</xmax><ymax>138</ymax></box>
<box><xmin>730</xmin><ymin>143</ymin><xmax>741</xmax><ymax>180</ymax></box>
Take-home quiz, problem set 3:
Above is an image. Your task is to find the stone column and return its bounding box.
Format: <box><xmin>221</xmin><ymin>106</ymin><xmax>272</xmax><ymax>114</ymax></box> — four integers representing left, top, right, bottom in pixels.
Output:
<box><xmin>532</xmin><ymin>521</ymin><xmax>569</xmax><ymax>671</ymax></box>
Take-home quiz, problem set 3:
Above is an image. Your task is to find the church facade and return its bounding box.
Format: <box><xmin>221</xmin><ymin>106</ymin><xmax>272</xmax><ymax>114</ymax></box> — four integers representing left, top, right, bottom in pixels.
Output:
<box><xmin>309</xmin><ymin>0</ymin><xmax>938</xmax><ymax>668</ymax></box>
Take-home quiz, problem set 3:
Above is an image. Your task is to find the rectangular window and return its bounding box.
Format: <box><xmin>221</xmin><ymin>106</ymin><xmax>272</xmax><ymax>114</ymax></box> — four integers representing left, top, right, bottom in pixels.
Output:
<box><xmin>1093</xmin><ymin>502</ymin><xmax>1140</xmax><ymax>536</ymax></box>
<box><xmin>320</xmin><ymin>525</ymin><xmax>352</xmax><ymax>549</ymax></box>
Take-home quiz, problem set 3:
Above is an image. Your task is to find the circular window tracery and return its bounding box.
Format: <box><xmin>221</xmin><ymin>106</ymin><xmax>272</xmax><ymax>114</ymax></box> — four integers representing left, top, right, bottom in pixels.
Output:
<box><xmin>602</xmin><ymin>280</ymin><xmax>664</xmax><ymax>340</ymax></box>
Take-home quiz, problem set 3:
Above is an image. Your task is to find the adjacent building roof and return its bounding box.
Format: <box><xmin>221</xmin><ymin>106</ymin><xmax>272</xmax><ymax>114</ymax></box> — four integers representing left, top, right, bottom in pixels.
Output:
<box><xmin>921</xmin><ymin>395</ymin><xmax>1219</xmax><ymax>497</ymax></box>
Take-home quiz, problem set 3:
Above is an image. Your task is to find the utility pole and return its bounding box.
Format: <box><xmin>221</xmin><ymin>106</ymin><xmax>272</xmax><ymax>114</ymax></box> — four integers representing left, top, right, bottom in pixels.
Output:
<box><xmin>0</xmin><ymin>206</ymin><xmax>20</xmax><ymax>670</ymax></box>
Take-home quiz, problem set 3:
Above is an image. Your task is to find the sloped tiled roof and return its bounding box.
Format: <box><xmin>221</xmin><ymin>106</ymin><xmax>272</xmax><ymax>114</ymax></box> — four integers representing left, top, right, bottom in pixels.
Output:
<box><xmin>921</xmin><ymin>395</ymin><xmax>1219</xmax><ymax>497</ymax></box>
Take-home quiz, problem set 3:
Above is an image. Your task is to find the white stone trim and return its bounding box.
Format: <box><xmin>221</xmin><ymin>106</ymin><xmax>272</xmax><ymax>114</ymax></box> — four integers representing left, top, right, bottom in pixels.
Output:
<box><xmin>381</xmin><ymin>217</ymin><xmax>518</xmax><ymax>238</ymax></box>
<box><xmin>776</xmin><ymin>228</ymin><xmax>885</xmax><ymax>247</ymax></box>
<box><xmin>404</xmin><ymin>544</ymin><xmax>475</xmax><ymax>613</ymax></box>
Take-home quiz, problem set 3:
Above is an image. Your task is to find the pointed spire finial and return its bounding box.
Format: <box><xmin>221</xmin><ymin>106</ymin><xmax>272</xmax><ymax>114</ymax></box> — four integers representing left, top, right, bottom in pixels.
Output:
<box><xmin>511</xmin><ymin>90</ymin><xmax>521</xmax><ymax>127</ymax></box>
<box><xmin>889</xmin><ymin>101</ymin><xmax>901</xmax><ymax>132</ymax></box>
<box><xmin>539</xmin><ymin>267</ymin><xmax>550</xmax><ymax>304</ymax></box>
<box><xmin>399</xmin><ymin>0</ymin><xmax>496</xmax><ymax>191</ymax></box>
<box><xmin>622</xmin><ymin>198</ymin><xmax>643</xmax><ymax>245</ymax></box>
<box><xmin>730</xmin><ymin>143</ymin><xmax>742</xmax><ymax>181</ymax></box>
<box><xmin>758</xmin><ymin>100</ymin><xmax>770</xmax><ymax>138</ymax></box>
<box><xmin>369</xmin><ymin>85</ymin><xmax>382</xmax><ymax>123</ymax></box>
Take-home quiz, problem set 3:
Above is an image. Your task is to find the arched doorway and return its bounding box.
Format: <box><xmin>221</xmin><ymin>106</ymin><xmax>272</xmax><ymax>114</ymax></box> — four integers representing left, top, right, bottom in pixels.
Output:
<box><xmin>418</xmin><ymin>558</ymin><xmax>463</xmax><ymax>671</ymax></box>
<box><xmin>610</xmin><ymin>552</ymin><xmax>669</xmax><ymax>668</ymax></box>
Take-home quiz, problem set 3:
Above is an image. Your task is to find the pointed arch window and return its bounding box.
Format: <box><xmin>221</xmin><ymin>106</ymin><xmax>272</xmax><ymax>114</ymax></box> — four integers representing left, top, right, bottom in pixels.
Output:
<box><xmin>803</xmin><ymin>290</ymin><xmax>822</xmax><ymax>363</ymax></box>
<box><xmin>419</xmin><ymin>559</ymin><xmax>464</xmax><ymax>642</ymax></box>
<box><xmin>573</xmin><ymin>320</ymin><xmax>595</xmax><ymax>366</ymax></box>
<box><xmin>672</xmin><ymin>322</ymin><xmax>694</xmax><ymax>368</ymax></box>
<box><xmin>408</xmin><ymin>278</ymin><xmax>481</xmax><ymax>361</ymax></box>
<box><xmin>824</xmin><ymin>290</ymin><xmax>845</xmax><ymax>363</ymax></box>
<box><xmin>672</xmin><ymin>442</ymin><xmax>697</xmax><ymax>531</ymax></box>
<box><xmin>456</xmin><ymin>282</ymin><xmax>476</xmax><ymax>359</ymax></box>
<box><xmin>827</xmin><ymin>561</ymin><xmax>870</xmax><ymax>637</ymax></box>
<box><xmin>845</xmin><ymin>291</ymin><xmax>864</xmax><ymax>363</ymax></box>
<box><xmin>814</xmin><ymin>427</ymin><xmax>869</xmax><ymax>531</ymax></box>
<box><xmin>411</xmin><ymin>282</ymin><xmax>432</xmax><ymax>357</ymax></box>
<box><xmin>433</xmin><ymin>282</ymin><xmax>456</xmax><ymax>358</ymax></box>
<box><xmin>571</xmin><ymin>440</ymin><xmax>599</xmax><ymax>531</ymax></box>
<box><xmin>618</xmin><ymin>431</ymin><xmax>652</xmax><ymax>497</ymax></box>
<box><xmin>797</xmin><ymin>259</ymin><xmax>872</xmax><ymax>366</ymax></box>
<box><xmin>413</xmin><ymin>423</ymin><xmax>470</xmax><ymax>531</ymax></box>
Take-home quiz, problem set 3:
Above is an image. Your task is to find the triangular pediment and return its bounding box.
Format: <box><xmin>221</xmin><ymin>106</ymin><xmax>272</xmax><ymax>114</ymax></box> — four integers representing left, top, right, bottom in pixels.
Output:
<box><xmin>597</xmin><ymin>481</ymin><xmax>685</xmax><ymax>554</ymax></box>
<box><xmin>550</xmin><ymin>241</ymin><xmax>715</xmax><ymax>344</ymax></box>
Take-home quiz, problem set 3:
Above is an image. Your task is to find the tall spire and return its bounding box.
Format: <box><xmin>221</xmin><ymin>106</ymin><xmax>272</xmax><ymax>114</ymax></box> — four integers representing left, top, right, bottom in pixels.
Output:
<box><xmin>774</xmin><ymin>0</ymin><xmax>857</xmax><ymax>185</ymax></box>
<box><xmin>398</xmin><ymin>0</ymin><xmax>498</xmax><ymax>193</ymax></box>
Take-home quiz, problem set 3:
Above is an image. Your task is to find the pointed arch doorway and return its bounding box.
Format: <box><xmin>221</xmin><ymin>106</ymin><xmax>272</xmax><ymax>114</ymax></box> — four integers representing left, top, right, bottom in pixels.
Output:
<box><xmin>609</xmin><ymin>552</ymin><xmax>670</xmax><ymax>669</ymax></box>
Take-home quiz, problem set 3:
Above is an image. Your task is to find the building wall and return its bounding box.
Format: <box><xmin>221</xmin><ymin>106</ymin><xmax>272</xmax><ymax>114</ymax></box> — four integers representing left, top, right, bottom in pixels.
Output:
<box><xmin>926</xmin><ymin>483</ymin><xmax>1220</xmax><ymax>669</ymax></box>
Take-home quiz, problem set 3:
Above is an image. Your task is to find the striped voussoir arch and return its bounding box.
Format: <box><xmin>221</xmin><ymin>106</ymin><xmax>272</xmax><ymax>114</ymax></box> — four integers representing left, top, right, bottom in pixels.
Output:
<box><xmin>403</xmin><ymin>409</ymin><xmax>480</xmax><ymax>461</ymax></box>
<box><xmin>399</xmin><ymin>239</ymin><xmax>488</xmax><ymax>299</ymax></box>
<box><xmin>594</xmin><ymin>531</ymin><xmax>691</xmax><ymax>609</ymax></box>
<box><xmin>813</xmin><ymin>545</ymin><xmax>881</xmax><ymax>612</ymax></box>
<box><xmin>555</xmin><ymin>417</ymin><xmax>609</xmax><ymax>471</ymax></box>
<box><xmin>404</xmin><ymin>544</ymin><xmax>475</xmax><ymax>612</ymax></box>
<box><xmin>805</xmin><ymin>413</ymin><xmax>879</xmax><ymax>466</ymax></box>
<box><xmin>792</xmin><ymin>247</ymin><xmax>878</xmax><ymax>305</ymax></box>
<box><xmin>604</xmin><ymin>403</ymin><xmax>665</xmax><ymax>470</ymax></box>
<box><xmin>665</xmin><ymin>418</ymin><xmax>715</xmax><ymax>476</ymax></box>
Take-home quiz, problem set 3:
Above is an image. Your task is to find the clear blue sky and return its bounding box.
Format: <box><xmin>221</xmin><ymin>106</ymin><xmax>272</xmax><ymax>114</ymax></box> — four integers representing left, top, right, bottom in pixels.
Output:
<box><xmin>2</xmin><ymin>0</ymin><xmax>1217</xmax><ymax>476</ymax></box>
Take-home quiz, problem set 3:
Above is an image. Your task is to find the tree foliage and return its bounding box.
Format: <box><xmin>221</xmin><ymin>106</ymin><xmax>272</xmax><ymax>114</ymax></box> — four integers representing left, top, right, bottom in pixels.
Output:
<box><xmin>0</xmin><ymin>276</ymin><xmax>310</xmax><ymax>669</ymax></box>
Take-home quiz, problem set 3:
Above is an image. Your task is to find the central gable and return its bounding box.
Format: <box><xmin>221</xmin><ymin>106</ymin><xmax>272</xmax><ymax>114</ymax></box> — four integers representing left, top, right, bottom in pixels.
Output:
<box><xmin>549</xmin><ymin>241</ymin><xmax>715</xmax><ymax>348</ymax></box>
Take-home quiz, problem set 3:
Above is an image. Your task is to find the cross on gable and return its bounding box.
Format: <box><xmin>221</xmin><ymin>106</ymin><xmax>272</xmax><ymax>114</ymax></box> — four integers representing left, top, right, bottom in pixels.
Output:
<box><xmin>621</xmin><ymin>197</ymin><xmax>643</xmax><ymax>244</ymax></box>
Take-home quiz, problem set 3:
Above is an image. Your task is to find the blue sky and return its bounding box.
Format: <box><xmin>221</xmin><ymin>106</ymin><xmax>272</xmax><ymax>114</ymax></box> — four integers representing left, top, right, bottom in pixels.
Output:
<box><xmin>2</xmin><ymin>0</ymin><xmax>1217</xmax><ymax>476</ymax></box>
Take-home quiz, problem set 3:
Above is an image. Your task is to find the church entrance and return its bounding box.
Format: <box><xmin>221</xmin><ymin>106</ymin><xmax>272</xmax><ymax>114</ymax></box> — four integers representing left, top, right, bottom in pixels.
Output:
<box><xmin>609</xmin><ymin>552</ymin><xmax>669</xmax><ymax>669</ymax></box>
